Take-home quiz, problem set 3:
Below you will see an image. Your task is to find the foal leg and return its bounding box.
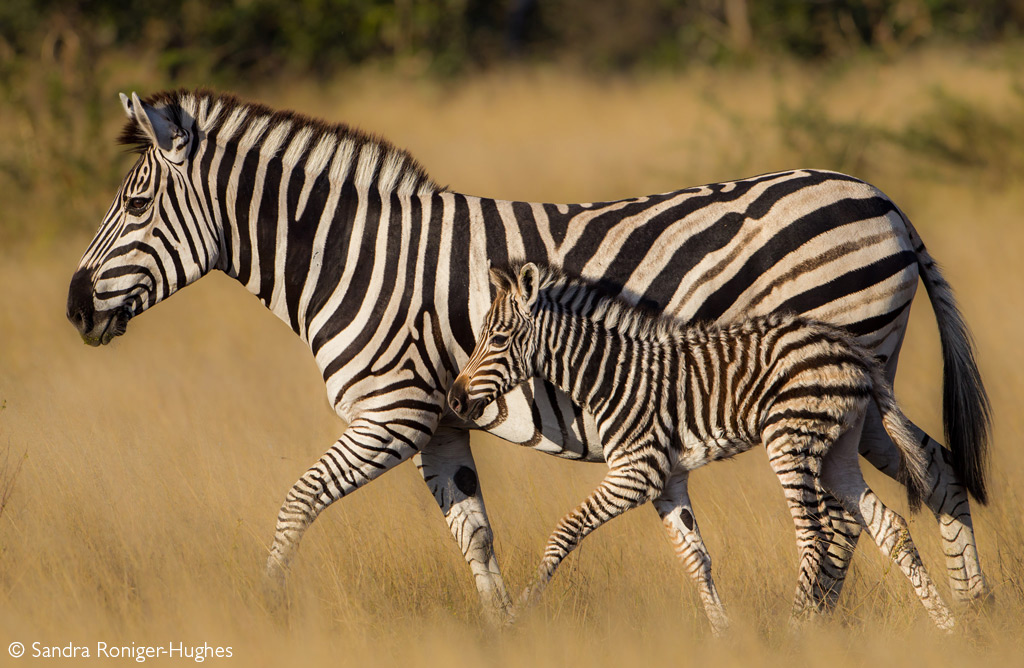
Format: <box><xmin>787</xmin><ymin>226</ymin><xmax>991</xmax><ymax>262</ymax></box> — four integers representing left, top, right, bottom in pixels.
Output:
<box><xmin>808</xmin><ymin>419</ymin><xmax>867</xmax><ymax>614</ymax></box>
<box><xmin>519</xmin><ymin>464</ymin><xmax>656</xmax><ymax>612</ymax></box>
<box><xmin>814</xmin><ymin>489</ymin><xmax>863</xmax><ymax>611</ymax></box>
<box><xmin>764</xmin><ymin>432</ymin><xmax>832</xmax><ymax>625</ymax></box>
<box><xmin>653</xmin><ymin>470</ymin><xmax>730</xmax><ymax>636</ymax></box>
<box><xmin>821</xmin><ymin>436</ymin><xmax>956</xmax><ymax>631</ymax></box>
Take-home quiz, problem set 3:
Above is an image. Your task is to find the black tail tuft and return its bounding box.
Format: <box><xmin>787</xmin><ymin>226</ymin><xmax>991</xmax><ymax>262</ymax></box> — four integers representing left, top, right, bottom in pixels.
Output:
<box><xmin>909</xmin><ymin>216</ymin><xmax>992</xmax><ymax>505</ymax></box>
<box><xmin>940</xmin><ymin>308</ymin><xmax>992</xmax><ymax>504</ymax></box>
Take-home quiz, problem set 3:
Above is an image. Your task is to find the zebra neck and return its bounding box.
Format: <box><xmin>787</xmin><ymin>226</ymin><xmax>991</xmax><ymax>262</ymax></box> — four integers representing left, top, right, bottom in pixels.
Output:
<box><xmin>535</xmin><ymin>308</ymin><xmax>647</xmax><ymax>420</ymax></box>
<box><xmin>211</xmin><ymin>164</ymin><xmax>441</xmax><ymax>345</ymax></box>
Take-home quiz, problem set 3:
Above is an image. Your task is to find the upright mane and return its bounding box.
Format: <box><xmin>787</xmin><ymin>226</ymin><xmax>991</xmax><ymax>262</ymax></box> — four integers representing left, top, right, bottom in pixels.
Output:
<box><xmin>500</xmin><ymin>261</ymin><xmax>864</xmax><ymax>352</ymax></box>
<box><xmin>500</xmin><ymin>260</ymin><xmax>679</xmax><ymax>341</ymax></box>
<box><xmin>117</xmin><ymin>88</ymin><xmax>445</xmax><ymax>195</ymax></box>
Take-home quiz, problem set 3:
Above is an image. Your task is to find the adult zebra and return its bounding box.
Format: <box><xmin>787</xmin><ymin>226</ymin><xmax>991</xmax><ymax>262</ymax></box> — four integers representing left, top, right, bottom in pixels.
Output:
<box><xmin>67</xmin><ymin>89</ymin><xmax>990</xmax><ymax>626</ymax></box>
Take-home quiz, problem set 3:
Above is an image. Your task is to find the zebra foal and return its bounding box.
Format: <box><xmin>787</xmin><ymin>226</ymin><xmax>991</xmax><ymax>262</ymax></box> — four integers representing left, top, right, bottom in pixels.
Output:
<box><xmin>448</xmin><ymin>261</ymin><xmax>955</xmax><ymax>632</ymax></box>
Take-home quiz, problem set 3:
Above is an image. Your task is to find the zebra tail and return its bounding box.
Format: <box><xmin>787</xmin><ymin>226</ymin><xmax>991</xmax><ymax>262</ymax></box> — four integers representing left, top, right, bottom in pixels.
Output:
<box><xmin>903</xmin><ymin>214</ymin><xmax>992</xmax><ymax>505</ymax></box>
<box><xmin>871</xmin><ymin>365</ymin><xmax>930</xmax><ymax>513</ymax></box>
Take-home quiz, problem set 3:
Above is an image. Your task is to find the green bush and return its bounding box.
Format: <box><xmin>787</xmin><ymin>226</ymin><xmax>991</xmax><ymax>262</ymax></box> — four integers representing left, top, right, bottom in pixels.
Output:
<box><xmin>5</xmin><ymin>1</ymin><xmax>1024</xmax><ymax>79</ymax></box>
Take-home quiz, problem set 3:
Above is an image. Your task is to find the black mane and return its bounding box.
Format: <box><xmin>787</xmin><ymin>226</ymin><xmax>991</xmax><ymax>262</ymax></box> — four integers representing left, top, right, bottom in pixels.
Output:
<box><xmin>117</xmin><ymin>88</ymin><xmax>444</xmax><ymax>192</ymax></box>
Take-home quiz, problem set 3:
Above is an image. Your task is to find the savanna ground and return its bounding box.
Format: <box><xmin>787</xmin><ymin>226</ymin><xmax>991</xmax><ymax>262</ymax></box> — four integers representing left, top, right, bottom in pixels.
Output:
<box><xmin>2</xmin><ymin>47</ymin><xmax>1024</xmax><ymax>665</ymax></box>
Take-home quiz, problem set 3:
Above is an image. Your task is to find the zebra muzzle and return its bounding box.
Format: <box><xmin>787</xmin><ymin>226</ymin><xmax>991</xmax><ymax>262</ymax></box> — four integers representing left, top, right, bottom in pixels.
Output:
<box><xmin>447</xmin><ymin>380</ymin><xmax>485</xmax><ymax>421</ymax></box>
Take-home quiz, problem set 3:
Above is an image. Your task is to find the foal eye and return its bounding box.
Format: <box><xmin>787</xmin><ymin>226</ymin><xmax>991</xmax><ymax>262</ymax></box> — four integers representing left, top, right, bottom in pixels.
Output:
<box><xmin>489</xmin><ymin>333</ymin><xmax>509</xmax><ymax>347</ymax></box>
<box><xmin>126</xmin><ymin>197</ymin><xmax>151</xmax><ymax>215</ymax></box>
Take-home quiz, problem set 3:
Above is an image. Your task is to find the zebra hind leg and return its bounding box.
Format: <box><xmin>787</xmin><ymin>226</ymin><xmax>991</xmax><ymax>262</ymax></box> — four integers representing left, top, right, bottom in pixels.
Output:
<box><xmin>764</xmin><ymin>433</ymin><xmax>833</xmax><ymax>627</ymax></box>
<box><xmin>821</xmin><ymin>435</ymin><xmax>956</xmax><ymax>631</ymax></box>
<box><xmin>652</xmin><ymin>470</ymin><xmax>730</xmax><ymax>636</ymax></box>
<box><xmin>414</xmin><ymin>427</ymin><xmax>513</xmax><ymax>627</ymax></box>
<box><xmin>859</xmin><ymin>404</ymin><xmax>990</xmax><ymax>606</ymax></box>
<box><xmin>861</xmin><ymin>338</ymin><xmax>990</xmax><ymax>606</ymax></box>
<box><xmin>813</xmin><ymin>490</ymin><xmax>862</xmax><ymax>613</ymax></box>
<box><xmin>518</xmin><ymin>464</ymin><xmax>657</xmax><ymax>615</ymax></box>
<box><xmin>805</xmin><ymin>413</ymin><xmax>868</xmax><ymax>615</ymax></box>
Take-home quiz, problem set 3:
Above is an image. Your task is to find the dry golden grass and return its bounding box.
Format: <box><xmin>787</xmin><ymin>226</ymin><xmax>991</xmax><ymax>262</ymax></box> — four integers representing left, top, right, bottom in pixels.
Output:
<box><xmin>2</xmin><ymin>49</ymin><xmax>1024</xmax><ymax>665</ymax></box>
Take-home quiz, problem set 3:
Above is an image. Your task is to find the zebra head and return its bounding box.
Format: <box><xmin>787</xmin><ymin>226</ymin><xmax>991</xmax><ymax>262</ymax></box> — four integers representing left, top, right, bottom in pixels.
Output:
<box><xmin>67</xmin><ymin>91</ymin><xmax>217</xmax><ymax>346</ymax></box>
<box><xmin>448</xmin><ymin>262</ymin><xmax>542</xmax><ymax>421</ymax></box>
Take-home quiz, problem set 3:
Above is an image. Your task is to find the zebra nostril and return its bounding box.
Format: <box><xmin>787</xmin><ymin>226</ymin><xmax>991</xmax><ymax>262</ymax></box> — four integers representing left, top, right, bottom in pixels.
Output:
<box><xmin>448</xmin><ymin>382</ymin><xmax>469</xmax><ymax>416</ymax></box>
<box><xmin>69</xmin><ymin>307</ymin><xmax>92</xmax><ymax>333</ymax></box>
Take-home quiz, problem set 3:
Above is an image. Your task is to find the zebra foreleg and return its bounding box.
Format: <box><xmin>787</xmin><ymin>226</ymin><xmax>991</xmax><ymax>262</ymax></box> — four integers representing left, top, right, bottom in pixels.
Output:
<box><xmin>518</xmin><ymin>465</ymin><xmax>656</xmax><ymax>614</ymax></box>
<box><xmin>859</xmin><ymin>405</ymin><xmax>990</xmax><ymax>606</ymax></box>
<box><xmin>265</xmin><ymin>416</ymin><xmax>427</xmax><ymax>598</ymax></box>
<box><xmin>414</xmin><ymin>426</ymin><xmax>513</xmax><ymax>626</ymax></box>
<box><xmin>652</xmin><ymin>470</ymin><xmax>730</xmax><ymax>636</ymax></box>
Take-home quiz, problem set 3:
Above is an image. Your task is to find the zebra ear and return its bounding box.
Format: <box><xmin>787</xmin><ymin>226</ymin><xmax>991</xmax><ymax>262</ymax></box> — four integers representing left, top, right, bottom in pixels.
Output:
<box><xmin>489</xmin><ymin>267</ymin><xmax>512</xmax><ymax>291</ymax></box>
<box><xmin>122</xmin><ymin>92</ymin><xmax>190</xmax><ymax>163</ymax></box>
<box><xmin>119</xmin><ymin>92</ymin><xmax>134</xmax><ymax>119</ymax></box>
<box><xmin>517</xmin><ymin>262</ymin><xmax>539</xmax><ymax>307</ymax></box>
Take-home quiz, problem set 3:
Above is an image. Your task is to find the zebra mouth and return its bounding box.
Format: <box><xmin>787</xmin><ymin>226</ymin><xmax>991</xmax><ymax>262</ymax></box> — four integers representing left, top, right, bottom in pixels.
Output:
<box><xmin>457</xmin><ymin>400</ymin><xmax>487</xmax><ymax>422</ymax></box>
<box><xmin>82</xmin><ymin>308</ymin><xmax>131</xmax><ymax>346</ymax></box>
<box><xmin>447</xmin><ymin>383</ymin><xmax>488</xmax><ymax>421</ymax></box>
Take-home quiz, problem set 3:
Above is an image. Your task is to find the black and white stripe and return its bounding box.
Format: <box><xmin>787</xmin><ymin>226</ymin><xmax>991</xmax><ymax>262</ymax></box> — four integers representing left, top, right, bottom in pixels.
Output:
<box><xmin>66</xmin><ymin>89</ymin><xmax>991</xmax><ymax>625</ymax></box>
<box><xmin>449</xmin><ymin>261</ymin><xmax>954</xmax><ymax>631</ymax></box>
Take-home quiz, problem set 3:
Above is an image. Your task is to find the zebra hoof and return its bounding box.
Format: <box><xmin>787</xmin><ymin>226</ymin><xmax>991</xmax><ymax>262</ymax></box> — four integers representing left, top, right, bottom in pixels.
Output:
<box><xmin>953</xmin><ymin>579</ymin><xmax>995</xmax><ymax>611</ymax></box>
<box><xmin>707</xmin><ymin>616</ymin><xmax>731</xmax><ymax>638</ymax></box>
<box><xmin>262</xmin><ymin>559</ymin><xmax>290</xmax><ymax>617</ymax></box>
<box><xmin>955</xmin><ymin>590</ymin><xmax>996</xmax><ymax>631</ymax></box>
<box><xmin>477</xmin><ymin>598</ymin><xmax>516</xmax><ymax>629</ymax></box>
<box><xmin>498</xmin><ymin>607</ymin><xmax>519</xmax><ymax>630</ymax></box>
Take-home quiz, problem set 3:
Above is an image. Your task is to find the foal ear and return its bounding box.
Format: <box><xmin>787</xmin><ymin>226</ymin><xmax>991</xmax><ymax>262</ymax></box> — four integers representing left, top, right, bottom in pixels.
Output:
<box><xmin>489</xmin><ymin>267</ymin><xmax>511</xmax><ymax>291</ymax></box>
<box><xmin>517</xmin><ymin>262</ymin><xmax>539</xmax><ymax>308</ymax></box>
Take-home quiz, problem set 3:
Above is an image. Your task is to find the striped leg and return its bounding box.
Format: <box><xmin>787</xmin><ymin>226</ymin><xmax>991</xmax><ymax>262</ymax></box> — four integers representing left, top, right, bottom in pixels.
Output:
<box><xmin>860</xmin><ymin>338</ymin><xmax>989</xmax><ymax>605</ymax></box>
<box><xmin>813</xmin><ymin>491</ymin><xmax>862</xmax><ymax>611</ymax></box>
<box><xmin>414</xmin><ymin>427</ymin><xmax>513</xmax><ymax>626</ymax></box>
<box><xmin>518</xmin><ymin>465</ymin><xmax>657</xmax><ymax>613</ymax></box>
<box><xmin>859</xmin><ymin>408</ymin><xmax>990</xmax><ymax>605</ymax></box>
<box><xmin>822</xmin><ymin>437</ymin><xmax>956</xmax><ymax>631</ymax></box>
<box><xmin>764</xmin><ymin>435</ymin><xmax>832</xmax><ymax>624</ymax></box>
<box><xmin>812</xmin><ymin>344</ymin><xmax>989</xmax><ymax>609</ymax></box>
<box><xmin>652</xmin><ymin>471</ymin><xmax>730</xmax><ymax>636</ymax></box>
<box><xmin>807</xmin><ymin>420</ymin><xmax>868</xmax><ymax>614</ymax></box>
<box><xmin>265</xmin><ymin>416</ymin><xmax>428</xmax><ymax>595</ymax></box>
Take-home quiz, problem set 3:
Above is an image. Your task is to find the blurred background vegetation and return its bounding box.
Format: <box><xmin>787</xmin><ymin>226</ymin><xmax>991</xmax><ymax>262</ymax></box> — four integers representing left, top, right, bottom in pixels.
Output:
<box><xmin>2</xmin><ymin>0</ymin><xmax>1024</xmax><ymax>247</ymax></box>
<box><xmin>6</xmin><ymin>0</ymin><xmax>1024</xmax><ymax>76</ymax></box>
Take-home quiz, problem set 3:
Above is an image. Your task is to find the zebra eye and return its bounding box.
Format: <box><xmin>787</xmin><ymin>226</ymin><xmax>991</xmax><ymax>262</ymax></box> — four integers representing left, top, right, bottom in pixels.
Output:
<box><xmin>126</xmin><ymin>197</ymin><xmax>151</xmax><ymax>215</ymax></box>
<box><xmin>489</xmin><ymin>333</ymin><xmax>509</xmax><ymax>348</ymax></box>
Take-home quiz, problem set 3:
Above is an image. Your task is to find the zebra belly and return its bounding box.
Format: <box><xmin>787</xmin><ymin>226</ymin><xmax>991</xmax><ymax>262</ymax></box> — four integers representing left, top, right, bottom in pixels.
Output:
<box><xmin>675</xmin><ymin>429</ymin><xmax>753</xmax><ymax>471</ymax></box>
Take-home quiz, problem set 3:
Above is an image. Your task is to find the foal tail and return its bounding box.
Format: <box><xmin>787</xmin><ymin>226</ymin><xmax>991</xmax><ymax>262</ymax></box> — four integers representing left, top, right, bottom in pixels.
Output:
<box><xmin>870</xmin><ymin>364</ymin><xmax>930</xmax><ymax>513</ymax></box>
